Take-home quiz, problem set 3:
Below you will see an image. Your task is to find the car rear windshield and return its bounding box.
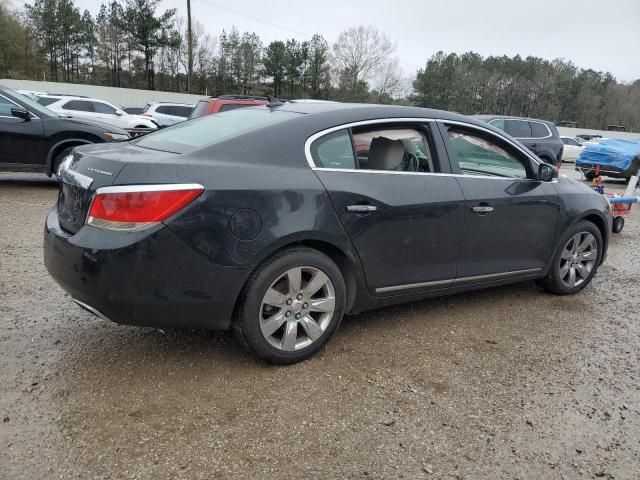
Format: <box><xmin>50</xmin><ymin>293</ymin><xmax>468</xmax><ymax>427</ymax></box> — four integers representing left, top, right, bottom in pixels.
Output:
<box><xmin>133</xmin><ymin>108</ymin><xmax>301</xmax><ymax>153</ymax></box>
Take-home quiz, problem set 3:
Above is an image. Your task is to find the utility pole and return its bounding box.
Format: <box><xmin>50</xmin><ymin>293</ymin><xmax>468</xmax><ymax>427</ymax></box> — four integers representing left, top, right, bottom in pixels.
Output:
<box><xmin>187</xmin><ymin>0</ymin><xmax>193</xmax><ymax>92</ymax></box>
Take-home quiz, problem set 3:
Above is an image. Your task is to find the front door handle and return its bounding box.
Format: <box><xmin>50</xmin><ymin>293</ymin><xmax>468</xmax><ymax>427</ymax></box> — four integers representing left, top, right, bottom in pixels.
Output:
<box><xmin>471</xmin><ymin>206</ymin><xmax>494</xmax><ymax>214</ymax></box>
<box><xmin>346</xmin><ymin>205</ymin><xmax>377</xmax><ymax>213</ymax></box>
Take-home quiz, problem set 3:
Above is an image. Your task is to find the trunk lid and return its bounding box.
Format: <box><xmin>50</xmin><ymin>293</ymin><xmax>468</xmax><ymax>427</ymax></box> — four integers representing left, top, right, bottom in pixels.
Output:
<box><xmin>56</xmin><ymin>143</ymin><xmax>168</xmax><ymax>234</ymax></box>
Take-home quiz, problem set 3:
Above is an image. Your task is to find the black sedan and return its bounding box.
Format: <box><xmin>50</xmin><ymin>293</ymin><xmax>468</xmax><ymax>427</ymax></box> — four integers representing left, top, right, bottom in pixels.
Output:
<box><xmin>0</xmin><ymin>85</ymin><xmax>129</xmax><ymax>176</ymax></box>
<box><xmin>44</xmin><ymin>103</ymin><xmax>612</xmax><ymax>363</ymax></box>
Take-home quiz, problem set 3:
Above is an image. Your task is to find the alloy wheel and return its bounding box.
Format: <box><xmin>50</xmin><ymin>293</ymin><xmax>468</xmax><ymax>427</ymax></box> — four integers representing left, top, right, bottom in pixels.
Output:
<box><xmin>559</xmin><ymin>232</ymin><xmax>598</xmax><ymax>288</ymax></box>
<box><xmin>259</xmin><ymin>266</ymin><xmax>336</xmax><ymax>351</ymax></box>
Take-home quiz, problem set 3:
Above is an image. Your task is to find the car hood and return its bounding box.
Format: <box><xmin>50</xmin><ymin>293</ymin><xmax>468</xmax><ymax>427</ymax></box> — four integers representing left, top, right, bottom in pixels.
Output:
<box><xmin>52</xmin><ymin>116</ymin><xmax>128</xmax><ymax>135</ymax></box>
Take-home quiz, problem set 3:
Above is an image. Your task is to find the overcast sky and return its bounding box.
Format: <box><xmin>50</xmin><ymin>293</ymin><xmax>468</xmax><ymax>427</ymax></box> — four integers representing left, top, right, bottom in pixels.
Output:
<box><xmin>73</xmin><ymin>0</ymin><xmax>640</xmax><ymax>82</ymax></box>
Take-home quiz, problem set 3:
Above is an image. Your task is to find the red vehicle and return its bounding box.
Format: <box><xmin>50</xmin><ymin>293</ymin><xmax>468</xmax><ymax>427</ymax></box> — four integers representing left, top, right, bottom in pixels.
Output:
<box><xmin>188</xmin><ymin>95</ymin><xmax>269</xmax><ymax>119</ymax></box>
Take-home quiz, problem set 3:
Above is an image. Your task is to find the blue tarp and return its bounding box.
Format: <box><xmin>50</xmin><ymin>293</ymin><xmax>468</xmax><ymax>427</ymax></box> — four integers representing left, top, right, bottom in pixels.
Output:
<box><xmin>576</xmin><ymin>139</ymin><xmax>640</xmax><ymax>171</ymax></box>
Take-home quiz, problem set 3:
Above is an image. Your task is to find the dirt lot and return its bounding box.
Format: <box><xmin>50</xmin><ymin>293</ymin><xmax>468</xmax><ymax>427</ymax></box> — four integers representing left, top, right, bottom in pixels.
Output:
<box><xmin>1</xmin><ymin>170</ymin><xmax>639</xmax><ymax>480</ymax></box>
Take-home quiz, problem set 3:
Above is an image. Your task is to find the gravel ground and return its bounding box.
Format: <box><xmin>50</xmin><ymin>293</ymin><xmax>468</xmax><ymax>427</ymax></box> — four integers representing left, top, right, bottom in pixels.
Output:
<box><xmin>0</xmin><ymin>170</ymin><xmax>639</xmax><ymax>480</ymax></box>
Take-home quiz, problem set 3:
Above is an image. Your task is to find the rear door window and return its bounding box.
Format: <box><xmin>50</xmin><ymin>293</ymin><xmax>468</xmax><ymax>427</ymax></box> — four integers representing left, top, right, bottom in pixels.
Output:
<box><xmin>351</xmin><ymin>126</ymin><xmax>437</xmax><ymax>172</ymax></box>
<box><xmin>156</xmin><ymin>105</ymin><xmax>174</xmax><ymax>115</ymax></box>
<box><xmin>530</xmin><ymin>121</ymin><xmax>550</xmax><ymax>138</ymax></box>
<box><xmin>174</xmin><ymin>106</ymin><xmax>193</xmax><ymax>117</ymax></box>
<box><xmin>504</xmin><ymin>119</ymin><xmax>532</xmax><ymax>138</ymax></box>
<box><xmin>311</xmin><ymin>130</ymin><xmax>356</xmax><ymax>169</ymax></box>
<box><xmin>62</xmin><ymin>100</ymin><xmax>94</xmax><ymax>112</ymax></box>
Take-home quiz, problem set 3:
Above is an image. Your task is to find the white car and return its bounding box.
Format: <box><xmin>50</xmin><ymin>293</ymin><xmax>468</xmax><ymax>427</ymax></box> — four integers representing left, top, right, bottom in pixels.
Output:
<box><xmin>36</xmin><ymin>95</ymin><xmax>158</xmax><ymax>131</ymax></box>
<box><xmin>141</xmin><ymin>102</ymin><xmax>194</xmax><ymax>127</ymax></box>
<box><xmin>560</xmin><ymin>136</ymin><xmax>584</xmax><ymax>162</ymax></box>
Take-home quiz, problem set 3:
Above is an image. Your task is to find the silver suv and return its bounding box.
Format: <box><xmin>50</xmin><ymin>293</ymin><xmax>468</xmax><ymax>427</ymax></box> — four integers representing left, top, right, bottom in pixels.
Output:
<box><xmin>142</xmin><ymin>102</ymin><xmax>194</xmax><ymax>127</ymax></box>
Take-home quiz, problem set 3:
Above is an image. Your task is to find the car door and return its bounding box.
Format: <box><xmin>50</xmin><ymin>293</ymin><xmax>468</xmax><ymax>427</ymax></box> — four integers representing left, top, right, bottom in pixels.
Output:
<box><xmin>92</xmin><ymin>101</ymin><xmax>123</xmax><ymax>128</ymax></box>
<box><xmin>561</xmin><ymin>137</ymin><xmax>581</xmax><ymax>161</ymax></box>
<box><xmin>0</xmin><ymin>94</ymin><xmax>46</xmax><ymax>168</ymax></box>
<box><xmin>60</xmin><ymin>99</ymin><xmax>97</xmax><ymax>123</ymax></box>
<box><xmin>308</xmin><ymin>121</ymin><xmax>466</xmax><ymax>294</ymax></box>
<box><xmin>440</xmin><ymin>121</ymin><xmax>559</xmax><ymax>280</ymax></box>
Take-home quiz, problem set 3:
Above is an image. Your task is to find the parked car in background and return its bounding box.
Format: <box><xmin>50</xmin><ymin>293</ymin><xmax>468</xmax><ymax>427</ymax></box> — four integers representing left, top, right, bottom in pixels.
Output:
<box><xmin>37</xmin><ymin>95</ymin><xmax>158</xmax><ymax>133</ymax></box>
<box><xmin>0</xmin><ymin>85</ymin><xmax>129</xmax><ymax>176</ymax></box>
<box><xmin>577</xmin><ymin>139</ymin><xmax>640</xmax><ymax>181</ymax></box>
<box><xmin>560</xmin><ymin>136</ymin><xmax>583</xmax><ymax>162</ymax></box>
<box><xmin>45</xmin><ymin>103</ymin><xmax>611</xmax><ymax>364</ymax></box>
<box><xmin>474</xmin><ymin>115</ymin><xmax>564</xmax><ymax>166</ymax></box>
<box><xmin>142</xmin><ymin>102</ymin><xmax>194</xmax><ymax>127</ymax></box>
<box><xmin>122</xmin><ymin>107</ymin><xmax>144</xmax><ymax>115</ymax></box>
<box><xmin>188</xmin><ymin>94</ymin><xmax>269</xmax><ymax>119</ymax></box>
<box><xmin>577</xmin><ymin>134</ymin><xmax>602</xmax><ymax>141</ymax></box>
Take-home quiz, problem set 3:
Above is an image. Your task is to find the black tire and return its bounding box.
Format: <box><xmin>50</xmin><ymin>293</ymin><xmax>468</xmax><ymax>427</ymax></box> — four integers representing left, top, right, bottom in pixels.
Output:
<box><xmin>612</xmin><ymin>216</ymin><xmax>625</xmax><ymax>234</ymax></box>
<box><xmin>233</xmin><ymin>247</ymin><xmax>346</xmax><ymax>364</ymax></box>
<box><xmin>584</xmin><ymin>171</ymin><xmax>597</xmax><ymax>181</ymax></box>
<box><xmin>538</xmin><ymin>220</ymin><xmax>603</xmax><ymax>295</ymax></box>
<box><xmin>51</xmin><ymin>147</ymin><xmax>74</xmax><ymax>177</ymax></box>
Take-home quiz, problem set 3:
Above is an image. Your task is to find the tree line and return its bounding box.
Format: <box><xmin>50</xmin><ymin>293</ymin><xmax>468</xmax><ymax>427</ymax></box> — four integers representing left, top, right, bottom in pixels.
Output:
<box><xmin>1</xmin><ymin>0</ymin><xmax>639</xmax><ymax>131</ymax></box>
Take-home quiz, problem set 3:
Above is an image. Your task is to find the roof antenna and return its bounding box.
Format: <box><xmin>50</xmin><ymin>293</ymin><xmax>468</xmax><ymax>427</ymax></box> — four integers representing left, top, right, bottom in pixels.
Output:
<box><xmin>267</xmin><ymin>95</ymin><xmax>284</xmax><ymax>108</ymax></box>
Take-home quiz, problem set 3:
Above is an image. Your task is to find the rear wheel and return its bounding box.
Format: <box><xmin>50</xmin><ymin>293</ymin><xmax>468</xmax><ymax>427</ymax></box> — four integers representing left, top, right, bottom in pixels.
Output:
<box><xmin>584</xmin><ymin>171</ymin><xmax>597</xmax><ymax>181</ymax></box>
<box><xmin>233</xmin><ymin>247</ymin><xmax>346</xmax><ymax>364</ymax></box>
<box><xmin>539</xmin><ymin>220</ymin><xmax>603</xmax><ymax>295</ymax></box>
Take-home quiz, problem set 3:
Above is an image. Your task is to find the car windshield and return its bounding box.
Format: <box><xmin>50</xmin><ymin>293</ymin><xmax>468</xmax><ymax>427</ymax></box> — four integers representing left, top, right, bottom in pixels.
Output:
<box><xmin>133</xmin><ymin>107</ymin><xmax>301</xmax><ymax>153</ymax></box>
<box><xmin>8</xmin><ymin>87</ymin><xmax>60</xmax><ymax>117</ymax></box>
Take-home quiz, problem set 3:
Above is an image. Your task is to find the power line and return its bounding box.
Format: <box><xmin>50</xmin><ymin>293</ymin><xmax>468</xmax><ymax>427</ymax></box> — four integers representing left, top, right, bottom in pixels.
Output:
<box><xmin>193</xmin><ymin>0</ymin><xmax>312</xmax><ymax>39</ymax></box>
<box><xmin>192</xmin><ymin>0</ymin><xmax>421</xmax><ymax>71</ymax></box>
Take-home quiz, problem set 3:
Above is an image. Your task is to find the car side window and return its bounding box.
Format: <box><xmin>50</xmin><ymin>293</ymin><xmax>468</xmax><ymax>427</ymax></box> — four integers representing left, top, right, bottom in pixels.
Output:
<box><xmin>447</xmin><ymin>127</ymin><xmax>528</xmax><ymax>179</ymax></box>
<box><xmin>351</xmin><ymin>126</ymin><xmax>437</xmax><ymax>172</ymax></box>
<box><xmin>93</xmin><ymin>102</ymin><xmax>117</xmax><ymax>115</ymax></box>
<box><xmin>311</xmin><ymin>130</ymin><xmax>356</xmax><ymax>169</ymax></box>
<box><xmin>530</xmin><ymin>121</ymin><xmax>550</xmax><ymax>138</ymax></box>
<box><xmin>488</xmin><ymin>118</ymin><xmax>505</xmax><ymax>131</ymax></box>
<box><xmin>156</xmin><ymin>105</ymin><xmax>174</xmax><ymax>115</ymax></box>
<box><xmin>504</xmin><ymin>119</ymin><xmax>532</xmax><ymax>138</ymax></box>
<box><xmin>174</xmin><ymin>106</ymin><xmax>192</xmax><ymax>117</ymax></box>
<box><xmin>0</xmin><ymin>97</ymin><xmax>15</xmax><ymax>117</ymax></box>
<box><xmin>63</xmin><ymin>100</ymin><xmax>94</xmax><ymax>112</ymax></box>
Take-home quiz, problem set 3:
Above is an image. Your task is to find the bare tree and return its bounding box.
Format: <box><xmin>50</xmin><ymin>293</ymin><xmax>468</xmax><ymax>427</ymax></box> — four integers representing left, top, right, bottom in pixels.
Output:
<box><xmin>333</xmin><ymin>25</ymin><xmax>395</xmax><ymax>96</ymax></box>
<box><xmin>372</xmin><ymin>57</ymin><xmax>403</xmax><ymax>102</ymax></box>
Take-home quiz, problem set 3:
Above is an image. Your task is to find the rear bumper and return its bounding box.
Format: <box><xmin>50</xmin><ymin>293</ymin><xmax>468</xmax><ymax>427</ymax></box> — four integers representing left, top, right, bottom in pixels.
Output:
<box><xmin>44</xmin><ymin>207</ymin><xmax>250</xmax><ymax>330</ymax></box>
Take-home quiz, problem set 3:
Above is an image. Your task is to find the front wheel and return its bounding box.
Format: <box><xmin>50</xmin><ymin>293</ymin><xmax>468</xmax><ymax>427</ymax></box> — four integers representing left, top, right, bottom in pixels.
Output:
<box><xmin>51</xmin><ymin>147</ymin><xmax>74</xmax><ymax>177</ymax></box>
<box><xmin>233</xmin><ymin>247</ymin><xmax>346</xmax><ymax>364</ymax></box>
<box><xmin>539</xmin><ymin>220</ymin><xmax>603</xmax><ymax>295</ymax></box>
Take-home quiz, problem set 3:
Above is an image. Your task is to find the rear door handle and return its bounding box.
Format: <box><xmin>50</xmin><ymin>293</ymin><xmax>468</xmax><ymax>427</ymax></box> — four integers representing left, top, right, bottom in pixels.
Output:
<box><xmin>471</xmin><ymin>206</ymin><xmax>494</xmax><ymax>214</ymax></box>
<box><xmin>346</xmin><ymin>205</ymin><xmax>377</xmax><ymax>213</ymax></box>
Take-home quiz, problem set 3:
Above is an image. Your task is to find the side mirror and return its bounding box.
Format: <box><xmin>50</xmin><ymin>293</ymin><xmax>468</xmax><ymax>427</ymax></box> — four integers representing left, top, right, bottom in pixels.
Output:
<box><xmin>11</xmin><ymin>107</ymin><xmax>31</xmax><ymax>121</ymax></box>
<box><xmin>537</xmin><ymin>162</ymin><xmax>558</xmax><ymax>182</ymax></box>
<box><xmin>115</xmin><ymin>110</ymin><xmax>124</xmax><ymax>116</ymax></box>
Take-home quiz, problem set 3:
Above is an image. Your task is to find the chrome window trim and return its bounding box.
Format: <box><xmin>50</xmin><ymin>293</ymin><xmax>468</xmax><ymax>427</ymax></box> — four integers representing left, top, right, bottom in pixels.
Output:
<box><xmin>305</xmin><ymin>117</ymin><xmax>542</xmax><ymax>181</ymax></box>
<box><xmin>444</xmin><ymin>119</ymin><xmax>542</xmax><ymax>166</ymax></box>
<box><xmin>304</xmin><ymin>117</ymin><xmax>435</xmax><ymax>170</ymax></box>
<box><xmin>0</xmin><ymin>93</ymin><xmax>40</xmax><ymax>120</ymax></box>
<box><xmin>375</xmin><ymin>267</ymin><xmax>542</xmax><ymax>293</ymax></box>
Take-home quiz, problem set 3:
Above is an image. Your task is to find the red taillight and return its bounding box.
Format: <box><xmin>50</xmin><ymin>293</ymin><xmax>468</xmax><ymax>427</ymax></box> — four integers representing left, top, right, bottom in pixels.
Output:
<box><xmin>87</xmin><ymin>184</ymin><xmax>204</xmax><ymax>231</ymax></box>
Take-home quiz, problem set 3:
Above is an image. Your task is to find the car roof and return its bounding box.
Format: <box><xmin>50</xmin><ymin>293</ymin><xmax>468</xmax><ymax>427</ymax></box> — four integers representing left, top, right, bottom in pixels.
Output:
<box><xmin>149</xmin><ymin>102</ymin><xmax>194</xmax><ymax>106</ymax></box>
<box><xmin>474</xmin><ymin>114</ymin><xmax>555</xmax><ymax>124</ymax></box>
<box><xmin>274</xmin><ymin>102</ymin><xmax>484</xmax><ymax>125</ymax></box>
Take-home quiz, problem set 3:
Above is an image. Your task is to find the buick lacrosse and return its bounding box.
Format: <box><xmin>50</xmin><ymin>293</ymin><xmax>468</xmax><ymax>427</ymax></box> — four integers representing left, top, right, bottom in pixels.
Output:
<box><xmin>44</xmin><ymin>102</ymin><xmax>612</xmax><ymax>363</ymax></box>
